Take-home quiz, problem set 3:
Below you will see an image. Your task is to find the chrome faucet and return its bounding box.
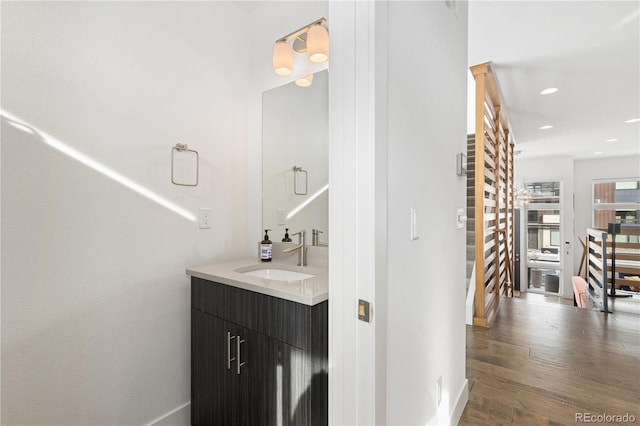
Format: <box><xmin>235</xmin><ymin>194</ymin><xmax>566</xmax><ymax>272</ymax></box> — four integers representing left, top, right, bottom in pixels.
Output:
<box><xmin>283</xmin><ymin>230</ymin><xmax>307</xmax><ymax>266</ymax></box>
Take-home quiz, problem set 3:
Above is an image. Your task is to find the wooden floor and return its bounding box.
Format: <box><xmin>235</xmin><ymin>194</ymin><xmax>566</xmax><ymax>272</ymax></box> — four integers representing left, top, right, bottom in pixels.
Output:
<box><xmin>459</xmin><ymin>293</ymin><xmax>640</xmax><ymax>425</ymax></box>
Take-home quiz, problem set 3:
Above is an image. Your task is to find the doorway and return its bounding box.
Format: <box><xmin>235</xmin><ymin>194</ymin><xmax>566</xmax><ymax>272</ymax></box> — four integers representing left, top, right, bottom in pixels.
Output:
<box><xmin>519</xmin><ymin>181</ymin><xmax>563</xmax><ymax>296</ymax></box>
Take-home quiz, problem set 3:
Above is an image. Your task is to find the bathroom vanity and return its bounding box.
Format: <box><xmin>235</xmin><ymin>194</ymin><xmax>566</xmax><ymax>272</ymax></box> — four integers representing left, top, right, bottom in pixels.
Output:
<box><xmin>187</xmin><ymin>259</ymin><xmax>328</xmax><ymax>425</ymax></box>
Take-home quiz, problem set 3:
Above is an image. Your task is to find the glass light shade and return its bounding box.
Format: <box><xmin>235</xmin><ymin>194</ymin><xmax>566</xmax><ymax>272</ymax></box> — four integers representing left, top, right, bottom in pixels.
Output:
<box><xmin>307</xmin><ymin>25</ymin><xmax>328</xmax><ymax>63</ymax></box>
<box><xmin>295</xmin><ymin>74</ymin><xmax>314</xmax><ymax>87</ymax></box>
<box><xmin>273</xmin><ymin>41</ymin><xmax>293</xmax><ymax>76</ymax></box>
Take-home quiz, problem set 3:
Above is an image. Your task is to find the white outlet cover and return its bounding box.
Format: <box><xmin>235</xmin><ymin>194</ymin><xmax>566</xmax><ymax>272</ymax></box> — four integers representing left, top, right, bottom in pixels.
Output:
<box><xmin>199</xmin><ymin>208</ymin><xmax>212</xmax><ymax>229</ymax></box>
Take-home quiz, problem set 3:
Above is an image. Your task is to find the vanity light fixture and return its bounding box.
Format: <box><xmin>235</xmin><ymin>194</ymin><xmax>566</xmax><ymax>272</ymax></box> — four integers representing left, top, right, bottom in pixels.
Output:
<box><xmin>295</xmin><ymin>74</ymin><xmax>314</xmax><ymax>87</ymax></box>
<box><xmin>307</xmin><ymin>24</ymin><xmax>329</xmax><ymax>63</ymax></box>
<box><xmin>272</xmin><ymin>18</ymin><xmax>328</xmax><ymax>76</ymax></box>
<box><xmin>539</xmin><ymin>125</ymin><xmax>553</xmax><ymax>130</ymax></box>
<box><xmin>606</xmin><ymin>138</ymin><xmax>618</xmax><ymax>142</ymax></box>
<box><xmin>540</xmin><ymin>87</ymin><xmax>558</xmax><ymax>95</ymax></box>
<box><xmin>272</xmin><ymin>41</ymin><xmax>294</xmax><ymax>76</ymax></box>
<box><xmin>624</xmin><ymin>118</ymin><xmax>640</xmax><ymax>123</ymax></box>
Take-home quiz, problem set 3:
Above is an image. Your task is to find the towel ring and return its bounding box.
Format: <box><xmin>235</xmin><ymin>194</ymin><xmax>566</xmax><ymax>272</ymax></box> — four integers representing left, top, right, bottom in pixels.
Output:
<box><xmin>171</xmin><ymin>143</ymin><xmax>199</xmax><ymax>187</ymax></box>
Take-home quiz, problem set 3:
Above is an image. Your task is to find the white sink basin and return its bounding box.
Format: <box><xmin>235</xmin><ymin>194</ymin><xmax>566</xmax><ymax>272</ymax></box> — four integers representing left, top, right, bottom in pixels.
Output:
<box><xmin>241</xmin><ymin>268</ymin><xmax>315</xmax><ymax>282</ymax></box>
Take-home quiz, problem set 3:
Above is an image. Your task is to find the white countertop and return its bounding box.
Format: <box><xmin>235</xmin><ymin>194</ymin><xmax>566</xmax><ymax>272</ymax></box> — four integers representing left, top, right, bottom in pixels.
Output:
<box><xmin>186</xmin><ymin>259</ymin><xmax>328</xmax><ymax>306</ymax></box>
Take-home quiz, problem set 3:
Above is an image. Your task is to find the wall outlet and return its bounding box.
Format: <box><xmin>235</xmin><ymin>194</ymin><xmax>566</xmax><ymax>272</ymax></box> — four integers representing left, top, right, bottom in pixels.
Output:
<box><xmin>436</xmin><ymin>375</ymin><xmax>442</xmax><ymax>406</ymax></box>
<box><xmin>277</xmin><ymin>209</ymin><xmax>286</xmax><ymax>225</ymax></box>
<box><xmin>199</xmin><ymin>208</ymin><xmax>212</xmax><ymax>229</ymax></box>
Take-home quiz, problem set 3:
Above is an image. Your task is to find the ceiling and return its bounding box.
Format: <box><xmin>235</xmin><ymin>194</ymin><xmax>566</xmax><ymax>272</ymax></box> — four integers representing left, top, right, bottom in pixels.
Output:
<box><xmin>468</xmin><ymin>1</ymin><xmax>640</xmax><ymax>160</ymax></box>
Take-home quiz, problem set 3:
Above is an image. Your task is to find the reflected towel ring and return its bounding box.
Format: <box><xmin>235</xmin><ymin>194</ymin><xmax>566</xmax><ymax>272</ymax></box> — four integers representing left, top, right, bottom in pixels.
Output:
<box><xmin>293</xmin><ymin>166</ymin><xmax>308</xmax><ymax>195</ymax></box>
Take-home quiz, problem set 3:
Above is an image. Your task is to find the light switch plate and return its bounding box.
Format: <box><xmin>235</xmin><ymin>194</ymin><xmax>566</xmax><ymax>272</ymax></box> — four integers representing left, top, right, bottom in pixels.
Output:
<box><xmin>410</xmin><ymin>207</ymin><xmax>419</xmax><ymax>240</ymax></box>
<box><xmin>456</xmin><ymin>208</ymin><xmax>466</xmax><ymax>229</ymax></box>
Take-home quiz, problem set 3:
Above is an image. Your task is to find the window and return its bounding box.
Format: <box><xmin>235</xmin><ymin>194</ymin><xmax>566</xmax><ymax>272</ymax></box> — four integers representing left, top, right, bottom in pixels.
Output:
<box><xmin>593</xmin><ymin>178</ymin><xmax>640</xmax><ymax>229</ymax></box>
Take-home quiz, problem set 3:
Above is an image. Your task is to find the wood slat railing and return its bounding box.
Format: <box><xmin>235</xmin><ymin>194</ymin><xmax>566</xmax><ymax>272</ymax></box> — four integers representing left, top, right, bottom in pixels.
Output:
<box><xmin>470</xmin><ymin>62</ymin><xmax>515</xmax><ymax>327</ymax></box>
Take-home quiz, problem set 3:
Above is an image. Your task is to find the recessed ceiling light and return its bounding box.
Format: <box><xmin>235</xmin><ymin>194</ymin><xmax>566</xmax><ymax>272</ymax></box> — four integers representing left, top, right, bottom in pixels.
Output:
<box><xmin>624</xmin><ymin>118</ymin><xmax>640</xmax><ymax>123</ymax></box>
<box><xmin>540</xmin><ymin>88</ymin><xmax>558</xmax><ymax>95</ymax></box>
<box><xmin>606</xmin><ymin>138</ymin><xmax>618</xmax><ymax>142</ymax></box>
<box><xmin>539</xmin><ymin>125</ymin><xmax>553</xmax><ymax>130</ymax></box>
<box><xmin>594</xmin><ymin>151</ymin><xmax>603</xmax><ymax>155</ymax></box>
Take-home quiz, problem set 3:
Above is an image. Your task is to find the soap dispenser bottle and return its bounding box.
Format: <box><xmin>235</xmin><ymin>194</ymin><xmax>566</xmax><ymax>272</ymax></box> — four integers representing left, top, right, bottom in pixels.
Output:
<box><xmin>282</xmin><ymin>228</ymin><xmax>292</xmax><ymax>243</ymax></box>
<box><xmin>260</xmin><ymin>229</ymin><xmax>273</xmax><ymax>262</ymax></box>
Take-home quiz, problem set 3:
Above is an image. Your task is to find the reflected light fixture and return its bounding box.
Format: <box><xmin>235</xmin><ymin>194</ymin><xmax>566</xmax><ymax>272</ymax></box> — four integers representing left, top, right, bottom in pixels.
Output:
<box><xmin>272</xmin><ymin>18</ymin><xmax>328</xmax><ymax>76</ymax></box>
<box><xmin>624</xmin><ymin>118</ymin><xmax>640</xmax><ymax>123</ymax></box>
<box><xmin>539</xmin><ymin>125</ymin><xmax>553</xmax><ymax>130</ymax></box>
<box><xmin>295</xmin><ymin>74</ymin><xmax>314</xmax><ymax>87</ymax></box>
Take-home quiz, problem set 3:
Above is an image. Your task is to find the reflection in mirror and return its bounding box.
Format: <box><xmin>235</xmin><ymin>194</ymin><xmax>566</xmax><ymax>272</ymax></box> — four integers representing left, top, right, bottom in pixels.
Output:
<box><xmin>262</xmin><ymin>70</ymin><xmax>328</xmax><ymax>245</ymax></box>
<box><xmin>593</xmin><ymin>179</ymin><xmax>640</xmax><ymax>230</ymax></box>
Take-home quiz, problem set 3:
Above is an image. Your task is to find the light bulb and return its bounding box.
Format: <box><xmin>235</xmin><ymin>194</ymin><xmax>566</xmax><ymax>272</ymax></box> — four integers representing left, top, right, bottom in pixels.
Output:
<box><xmin>307</xmin><ymin>24</ymin><xmax>328</xmax><ymax>63</ymax></box>
<box><xmin>273</xmin><ymin>41</ymin><xmax>293</xmax><ymax>76</ymax></box>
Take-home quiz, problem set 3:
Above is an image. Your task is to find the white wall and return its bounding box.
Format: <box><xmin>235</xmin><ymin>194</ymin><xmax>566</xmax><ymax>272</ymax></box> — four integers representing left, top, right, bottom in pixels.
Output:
<box><xmin>385</xmin><ymin>2</ymin><xmax>469</xmax><ymax>424</ymax></box>
<box><xmin>328</xmin><ymin>2</ymin><xmax>468</xmax><ymax>423</ymax></box>
<box><xmin>1</xmin><ymin>2</ymin><xmax>249</xmax><ymax>424</ymax></box>
<box><xmin>573</xmin><ymin>155</ymin><xmax>640</xmax><ymax>272</ymax></box>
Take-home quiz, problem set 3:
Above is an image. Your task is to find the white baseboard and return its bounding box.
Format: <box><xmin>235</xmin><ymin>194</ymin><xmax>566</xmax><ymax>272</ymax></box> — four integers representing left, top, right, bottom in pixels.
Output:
<box><xmin>450</xmin><ymin>379</ymin><xmax>469</xmax><ymax>425</ymax></box>
<box><xmin>146</xmin><ymin>402</ymin><xmax>190</xmax><ymax>426</ymax></box>
<box><xmin>144</xmin><ymin>382</ymin><xmax>467</xmax><ymax>425</ymax></box>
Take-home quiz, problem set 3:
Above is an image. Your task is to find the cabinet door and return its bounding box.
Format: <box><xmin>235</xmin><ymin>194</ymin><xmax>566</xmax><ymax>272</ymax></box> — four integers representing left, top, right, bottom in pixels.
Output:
<box><xmin>202</xmin><ymin>313</ymin><xmax>233</xmax><ymax>425</ymax></box>
<box><xmin>234</xmin><ymin>326</ymin><xmax>281</xmax><ymax>426</ymax></box>
<box><xmin>191</xmin><ymin>309</ymin><xmax>204</xmax><ymax>425</ymax></box>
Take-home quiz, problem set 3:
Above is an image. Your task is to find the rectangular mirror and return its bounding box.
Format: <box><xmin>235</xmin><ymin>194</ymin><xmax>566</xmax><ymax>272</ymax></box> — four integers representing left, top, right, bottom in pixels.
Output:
<box><xmin>262</xmin><ymin>70</ymin><xmax>329</xmax><ymax>245</ymax></box>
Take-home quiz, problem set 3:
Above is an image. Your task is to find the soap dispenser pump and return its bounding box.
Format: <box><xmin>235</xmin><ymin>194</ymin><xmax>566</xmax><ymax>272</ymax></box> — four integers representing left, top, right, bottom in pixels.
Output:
<box><xmin>282</xmin><ymin>228</ymin><xmax>292</xmax><ymax>243</ymax></box>
<box><xmin>260</xmin><ymin>229</ymin><xmax>273</xmax><ymax>262</ymax></box>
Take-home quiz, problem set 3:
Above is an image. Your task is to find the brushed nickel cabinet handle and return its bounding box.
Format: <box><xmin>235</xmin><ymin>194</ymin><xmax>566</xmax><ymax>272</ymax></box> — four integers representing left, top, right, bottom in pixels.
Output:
<box><xmin>227</xmin><ymin>332</ymin><xmax>236</xmax><ymax>370</ymax></box>
<box><xmin>236</xmin><ymin>336</ymin><xmax>246</xmax><ymax>375</ymax></box>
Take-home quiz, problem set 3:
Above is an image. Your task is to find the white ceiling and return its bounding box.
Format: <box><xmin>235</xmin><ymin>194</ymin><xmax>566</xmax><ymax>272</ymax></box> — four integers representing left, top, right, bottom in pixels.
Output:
<box><xmin>468</xmin><ymin>1</ymin><xmax>640</xmax><ymax>160</ymax></box>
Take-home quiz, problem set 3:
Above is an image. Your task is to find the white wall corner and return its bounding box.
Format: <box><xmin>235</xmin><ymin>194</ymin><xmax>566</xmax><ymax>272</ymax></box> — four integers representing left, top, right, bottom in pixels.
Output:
<box><xmin>328</xmin><ymin>0</ymin><xmax>379</xmax><ymax>425</ymax></box>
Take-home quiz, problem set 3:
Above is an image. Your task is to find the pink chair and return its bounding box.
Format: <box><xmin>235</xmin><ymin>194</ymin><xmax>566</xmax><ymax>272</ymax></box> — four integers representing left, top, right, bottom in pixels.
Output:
<box><xmin>572</xmin><ymin>276</ymin><xmax>588</xmax><ymax>308</ymax></box>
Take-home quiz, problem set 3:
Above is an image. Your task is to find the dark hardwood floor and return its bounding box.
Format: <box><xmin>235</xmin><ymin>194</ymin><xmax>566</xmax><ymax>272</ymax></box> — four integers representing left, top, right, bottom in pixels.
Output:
<box><xmin>460</xmin><ymin>292</ymin><xmax>640</xmax><ymax>425</ymax></box>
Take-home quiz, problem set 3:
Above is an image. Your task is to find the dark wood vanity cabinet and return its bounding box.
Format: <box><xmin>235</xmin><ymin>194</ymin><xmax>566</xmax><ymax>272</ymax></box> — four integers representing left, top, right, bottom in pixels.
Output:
<box><xmin>191</xmin><ymin>277</ymin><xmax>328</xmax><ymax>426</ymax></box>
